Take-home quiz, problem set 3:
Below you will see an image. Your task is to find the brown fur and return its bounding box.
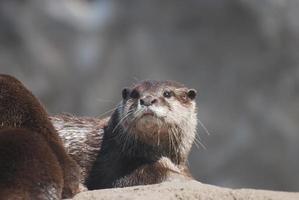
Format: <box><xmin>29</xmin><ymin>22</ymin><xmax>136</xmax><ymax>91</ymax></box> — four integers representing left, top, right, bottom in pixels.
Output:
<box><xmin>0</xmin><ymin>74</ymin><xmax>80</xmax><ymax>199</ymax></box>
<box><xmin>0</xmin><ymin>129</ymin><xmax>63</xmax><ymax>200</ymax></box>
<box><xmin>51</xmin><ymin>114</ymin><xmax>109</xmax><ymax>182</ymax></box>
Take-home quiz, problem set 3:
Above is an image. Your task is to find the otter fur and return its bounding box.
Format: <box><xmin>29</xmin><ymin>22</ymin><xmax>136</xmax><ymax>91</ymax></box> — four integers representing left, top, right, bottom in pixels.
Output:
<box><xmin>0</xmin><ymin>74</ymin><xmax>80</xmax><ymax>199</ymax></box>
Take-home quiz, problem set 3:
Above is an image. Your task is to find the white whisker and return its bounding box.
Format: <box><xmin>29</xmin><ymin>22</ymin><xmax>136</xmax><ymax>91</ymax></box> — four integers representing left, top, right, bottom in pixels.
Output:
<box><xmin>96</xmin><ymin>103</ymin><xmax>124</xmax><ymax>118</ymax></box>
<box><xmin>194</xmin><ymin>136</ymin><xmax>207</xmax><ymax>150</ymax></box>
<box><xmin>198</xmin><ymin>118</ymin><xmax>211</xmax><ymax>136</ymax></box>
<box><xmin>113</xmin><ymin>109</ymin><xmax>134</xmax><ymax>133</ymax></box>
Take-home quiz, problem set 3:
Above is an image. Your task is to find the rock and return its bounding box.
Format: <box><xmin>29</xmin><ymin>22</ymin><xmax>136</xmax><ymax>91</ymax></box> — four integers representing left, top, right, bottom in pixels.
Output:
<box><xmin>72</xmin><ymin>180</ymin><xmax>299</xmax><ymax>200</ymax></box>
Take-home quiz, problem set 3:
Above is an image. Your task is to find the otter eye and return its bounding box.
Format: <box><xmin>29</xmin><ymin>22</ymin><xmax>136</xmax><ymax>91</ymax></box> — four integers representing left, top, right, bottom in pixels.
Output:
<box><xmin>130</xmin><ymin>89</ymin><xmax>140</xmax><ymax>99</ymax></box>
<box><xmin>163</xmin><ymin>91</ymin><xmax>172</xmax><ymax>98</ymax></box>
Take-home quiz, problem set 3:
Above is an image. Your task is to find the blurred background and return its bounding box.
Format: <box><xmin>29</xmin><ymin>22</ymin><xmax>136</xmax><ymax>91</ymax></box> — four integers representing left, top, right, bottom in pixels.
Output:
<box><xmin>1</xmin><ymin>0</ymin><xmax>299</xmax><ymax>192</ymax></box>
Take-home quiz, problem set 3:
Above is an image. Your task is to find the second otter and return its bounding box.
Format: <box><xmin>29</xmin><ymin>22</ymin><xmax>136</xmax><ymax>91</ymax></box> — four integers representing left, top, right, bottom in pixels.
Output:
<box><xmin>0</xmin><ymin>75</ymin><xmax>80</xmax><ymax>199</ymax></box>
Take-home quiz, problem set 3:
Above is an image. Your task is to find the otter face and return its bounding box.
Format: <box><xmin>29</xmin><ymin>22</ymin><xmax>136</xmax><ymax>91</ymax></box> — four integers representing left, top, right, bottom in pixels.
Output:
<box><xmin>117</xmin><ymin>80</ymin><xmax>197</xmax><ymax>148</ymax></box>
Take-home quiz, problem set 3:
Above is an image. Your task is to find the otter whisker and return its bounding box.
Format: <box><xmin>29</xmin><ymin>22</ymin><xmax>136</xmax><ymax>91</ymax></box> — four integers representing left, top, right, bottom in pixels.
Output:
<box><xmin>112</xmin><ymin>109</ymin><xmax>135</xmax><ymax>133</ymax></box>
<box><xmin>192</xmin><ymin>138</ymin><xmax>201</xmax><ymax>149</ymax></box>
<box><xmin>156</xmin><ymin>117</ymin><xmax>161</xmax><ymax>147</ymax></box>
<box><xmin>168</xmin><ymin>128</ymin><xmax>172</xmax><ymax>156</ymax></box>
<box><xmin>121</xmin><ymin>109</ymin><xmax>145</xmax><ymax>153</ymax></box>
<box><xmin>170</xmin><ymin>126</ymin><xmax>180</xmax><ymax>163</ymax></box>
<box><xmin>122</xmin><ymin>109</ymin><xmax>144</xmax><ymax>151</ymax></box>
<box><xmin>193</xmin><ymin>136</ymin><xmax>207</xmax><ymax>150</ymax></box>
<box><xmin>97</xmin><ymin>104</ymin><xmax>124</xmax><ymax>118</ymax></box>
<box><xmin>152</xmin><ymin>111</ymin><xmax>161</xmax><ymax>147</ymax></box>
<box><xmin>120</xmin><ymin>131</ymin><xmax>130</xmax><ymax>153</ymax></box>
<box><xmin>198</xmin><ymin>118</ymin><xmax>211</xmax><ymax>136</ymax></box>
<box><xmin>168</xmin><ymin>126</ymin><xmax>175</xmax><ymax>161</ymax></box>
<box><xmin>125</xmin><ymin>108</ymin><xmax>144</xmax><ymax>136</ymax></box>
<box><xmin>169</xmin><ymin>126</ymin><xmax>176</xmax><ymax>156</ymax></box>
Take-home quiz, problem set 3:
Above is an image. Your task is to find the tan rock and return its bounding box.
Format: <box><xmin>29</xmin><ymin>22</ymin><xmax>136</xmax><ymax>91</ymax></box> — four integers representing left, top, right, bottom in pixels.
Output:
<box><xmin>72</xmin><ymin>180</ymin><xmax>299</xmax><ymax>200</ymax></box>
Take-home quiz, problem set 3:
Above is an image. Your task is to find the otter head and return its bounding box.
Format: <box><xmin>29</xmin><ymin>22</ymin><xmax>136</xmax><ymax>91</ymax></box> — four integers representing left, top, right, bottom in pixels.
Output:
<box><xmin>116</xmin><ymin>80</ymin><xmax>197</xmax><ymax>163</ymax></box>
<box><xmin>0</xmin><ymin>74</ymin><xmax>50</xmax><ymax>131</ymax></box>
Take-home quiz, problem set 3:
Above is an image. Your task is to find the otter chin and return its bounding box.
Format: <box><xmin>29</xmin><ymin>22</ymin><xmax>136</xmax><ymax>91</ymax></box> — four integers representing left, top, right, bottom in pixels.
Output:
<box><xmin>133</xmin><ymin>115</ymin><xmax>167</xmax><ymax>144</ymax></box>
<box><xmin>136</xmin><ymin>115</ymin><xmax>157</xmax><ymax>130</ymax></box>
<box><xmin>86</xmin><ymin>80</ymin><xmax>198</xmax><ymax>190</ymax></box>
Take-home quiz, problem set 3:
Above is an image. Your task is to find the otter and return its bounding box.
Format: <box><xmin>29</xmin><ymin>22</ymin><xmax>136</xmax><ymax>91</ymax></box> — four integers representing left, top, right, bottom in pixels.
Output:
<box><xmin>52</xmin><ymin>80</ymin><xmax>197</xmax><ymax>189</ymax></box>
<box><xmin>0</xmin><ymin>74</ymin><xmax>80</xmax><ymax>199</ymax></box>
<box><xmin>51</xmin><ymin>115</ymin><xmax>109</xmax><ymax>183</ymax></box>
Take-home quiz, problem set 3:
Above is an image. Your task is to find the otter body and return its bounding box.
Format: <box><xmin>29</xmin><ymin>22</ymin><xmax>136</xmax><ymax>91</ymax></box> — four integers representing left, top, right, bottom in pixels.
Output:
<box><xmin>54</xmin><ymin>80</ymin><xmax>198</xmax><ymax>189</ymax></box>
<box><xmin>51</xmin><ymin>115</ymin><xmax>108</xmax><ymax>182</ymax></box>
<box><xmin>0</xmin><ymin>75</ymin><xmax>80</xmax><ymax>199</ymax></box>
<box><xmin>0</xmin><ymin>129</ymin><xmax>63</xmax><ymax>199</ymax></box>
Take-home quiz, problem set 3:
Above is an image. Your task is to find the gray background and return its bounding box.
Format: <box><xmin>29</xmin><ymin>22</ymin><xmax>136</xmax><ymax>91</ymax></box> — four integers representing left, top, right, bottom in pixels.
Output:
<box><xmin>1</xmin><ymin>0</ymin><xmax>299</xmax><ymax>191</ymax></box>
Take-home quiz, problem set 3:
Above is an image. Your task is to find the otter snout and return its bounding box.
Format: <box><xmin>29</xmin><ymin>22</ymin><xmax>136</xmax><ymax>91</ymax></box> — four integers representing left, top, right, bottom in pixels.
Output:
<box><xmin>139</xmin><ymin>96</ymin><xmax>158</xmax><ymax>106</ymax></box>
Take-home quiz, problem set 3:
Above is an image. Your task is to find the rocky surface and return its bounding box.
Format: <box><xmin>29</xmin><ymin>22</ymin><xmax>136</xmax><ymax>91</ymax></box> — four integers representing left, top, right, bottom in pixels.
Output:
<box><xmin>72</xmin><ymin>181</ymin><xmax>299</xmax><ymax>200</ymax></box>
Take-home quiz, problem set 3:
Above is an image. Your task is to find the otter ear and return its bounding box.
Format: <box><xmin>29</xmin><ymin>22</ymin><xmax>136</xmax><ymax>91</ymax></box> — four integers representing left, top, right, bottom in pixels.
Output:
<box><xmin>122</xmin><ymin>88</ymin><xmax>131</xmax><ymax>99</ymax></box>
<box><xmin>187</xmin><ymin>89</ymin><xmax>197</xmax><ymax>100</ymax></box>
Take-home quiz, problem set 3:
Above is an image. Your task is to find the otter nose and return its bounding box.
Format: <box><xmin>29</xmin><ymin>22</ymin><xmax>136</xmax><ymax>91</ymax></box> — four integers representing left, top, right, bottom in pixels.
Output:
<box><xmin>140</xmin><ymin>96</ymin><xmax>157</xmax><ymax>106</ymax></box>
